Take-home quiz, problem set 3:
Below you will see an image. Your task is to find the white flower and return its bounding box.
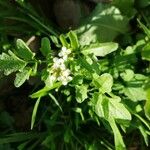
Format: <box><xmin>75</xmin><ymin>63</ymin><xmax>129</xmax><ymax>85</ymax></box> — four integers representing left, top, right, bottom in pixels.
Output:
<box><xmin>47</xmin><ymin>47</ymin><xmax>73</xmax><ymax>86</ymax></box>
<box><xmin>62</xmin><ymin>55</ymin><xmax>68</xmax><ymax>61</ymax></box>
<box><xmin>53</xmin><ymin>57</ymin><xmax>64</xmax><ymax>64</ymax></box>
<box><xmin>58</xmin><ymin>46</ymin><xmax>71</xmax><ymax>60</ymax></box>
<box><xmin>52</xmin><ymin>57</ymin><xmax>66</xmax><ymax>70</ymax></box>
<box><xmin>62</xmin><ymin>80</ymin><xmax>68</xmax><ymax>86</ymax></box>
<box><xmin>50</xmin><ymin>75</ymin><xmax>56</xmax><ymax>81</ymax></box>
<box><xmin>58</xmin><ymin>69</ymin><xmax>72</xmax><ymax>85</ymax></box>
<box><xmin>61</xmin><ymin>69</ymin><xmax>70</xmax><ymax>77</ymax></box>
<box><xmin>61</xmin><ymin>76</ymin><xmax>72</xmax><ymax>85</ymax></box>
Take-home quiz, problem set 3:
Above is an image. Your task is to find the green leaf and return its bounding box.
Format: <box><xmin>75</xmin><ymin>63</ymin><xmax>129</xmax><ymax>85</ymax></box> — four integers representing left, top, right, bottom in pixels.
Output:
<box><xmin>136</xmin><ymin>0</ymin><xmax>150</xmax><ymax>8</ymax></box>
<box><xmin>144</xmin><ymin>88</ymin><xmax>150</xmax><ymax>120</ymax></box>
<box><xmin>16</xmin><ymin>39</ymin><xmax>35</xmax><ymax>60</ymax></box>
<box><xmin>31</xmin><ymin>97</ymin><xmax>41</xmax><ymax>129</ymax></box>
<box><xmin>0</xmin><ymin>132</ymin><xmax>40</xmax><ymax>144</ymax></box>
<box><xmin>123</xmin><ymin>87</ymin><xmax>146</xmax><ymax>101</ymax></box>
<box><xmin>17</xmin><ymin>141</ymin><xmax>30</xmax><ymax>150</ymax></box>
<box><xmin>93</xmin><ymin>93</ymin><xmax>106</xmax><ymax>118</ymax></box>
<box><xmin>120</xmin><ymin>69</ymin><xmax>134</xmax><ymax>81</ymax></box>
<box><xmin>14</xmin><ymin>67</ymin><xmax>32</xmax><ymax>87</ymax></box>
<box><xmin>0</xmin><ymin>50</ymin><xmax>27</xmax><ymax>75</ymax></box>
<box><xmin>137</xmin><ymin>19</ymin><xmax>150</xmax><ymax>39</ymax></box>
<box><xmin>78</xmin><ymin>56</ymin><xmax>94</xmax><ymax>73</ymax></box>
<box><xmin>93</xmin><ymin>94</ymin><xmax>131</xmax><ymax>120</ymax></box>
<box><xmin>30</xmin><ymin>82</ymin><xmax>62</xmax><ymax>99</ymax></box>
<box><xmin>30</xmin><ymin>87</ymin><xmax>50</xmax><ymax>99</ymax></box>
<box><xmin>108</xmin><ymin>117</ymin><xmax>126</xmax><ymax>150</ymax></box>
<box><xmin>59</xmin><ymin>34</ymin><xmax>69</xmax><ymax>48</ymax></box>
<box><xmin>108</xmin><ymin>97</ymin><xmax>131</xmax><ymax>120</ymax></box>
<box><xmin>142</xmin><ymin>42</ymin><xmax>150</xmax><ymax>61</ymax></box>
<box><xmin>76</xmin><ymin>84</ymin><xmax>88</xmax><ymax>103</ymax></box>
<box><xmin>82</xmin><ymin>42</ymin><xmax>118</xmax><ymax>56</ymax></box>
<box><xmin>73</xmin><ymin>107</ymin><xmax>85</xmax><ymax>121</ymax></box>
<box><xmin>68</xmin><ymin>31</ymin><xmax>79</xmax><ymax>50</ymax></box>
<box><xmin>113</xmin><ymin>0</ymin><xmax>136</xmax><ymax>18</ymax></box>
<box><xmin>138</xmin><ymin>124</ymin><xmax>149</xmax><ymax>146</ymax></box>
<box><xmin>40</xmin><ymin>37</ymin><xmax>51</xmax><ymax>57</ymax></box>
<box><xmin>64</xmin><ymin>128</ymin><xmax>72</xmax><ymax>143</ymax></box>
<box><xmin>49</xmin><ymin>93</ymin><xmax>62</xmax><ymax>111</ymax></box>
<box><xmin>134</xmin><ymin>114</ymin><xmax>150</xmax><ymax>130</ymax></box>
<box><xmin>93</xmin><ymin>73</ymin><xmax>113</xmax><ymax>93</ymax></box>
<box><xmin>76</xmin><ymin>5</ymin><xmax>129</xmax><ymax>46</ymax></box>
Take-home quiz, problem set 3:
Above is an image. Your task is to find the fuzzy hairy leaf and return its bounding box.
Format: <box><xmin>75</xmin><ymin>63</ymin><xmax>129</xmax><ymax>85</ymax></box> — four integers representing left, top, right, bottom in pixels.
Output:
<box><xmin>144</xmin><ymin>88</ymin><xmax>150</xmax><ymax>120</ymax></box>
<box><xmin>82</xmin><ymin>42</ymin><xmax>118</xmax><ymax>56</ymax></box>
<box><xmin>93</xmin><ymin>94</ymin><xmax>131</xmax><ymax>120</ymax></box>
<box><xmin>0</xmin><ymin>50</ymin><xmax>27</xmax><ymax>75</ymax></box>
<box><xmin>120</xmin><ymin>69</ymin><xmax>134</xmax><ymax>81</ymax></box>
<box><xmin>123</xmin><ymin>87</ymin><xmax>146</xmax><ymax>101</ymax></box>
<box><xmin>16</xmin><ymin>39</ymin><xmax>35</xmax><ymax>60</ymax></box>
<box><xmin>76</xmin><ymin>84</ymin><xmax>88</xmax><ymax>103</ymax></box>
<box><xmin>93</xmin><ymin>73</ymin><xmax>113</xmax><ymax>93</ymax></box>
<box><xmin>108</xmin><ymin>97</ymin><xmax>131</xmax><ymax>120</ymax></box>
<box><xmin>14</xmin><ymin>67</ymin><xmax>32</xmax><ymax>87</ymax></box>
<box><xmin>94</xmin><ymin>93</ymin><xmax>106</xmax><ymax>118</ymax></box>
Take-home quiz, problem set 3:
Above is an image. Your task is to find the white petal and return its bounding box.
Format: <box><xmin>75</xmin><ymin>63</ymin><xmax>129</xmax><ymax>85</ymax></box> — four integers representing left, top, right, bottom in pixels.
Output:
<box><xmin>68</xmin><ymin>76</ymin><xmax>73</xmax><ymax>81</ymax></box>
<box><xmin>62</xmin><ymin>46</ymin><xmax>67</xmax><ymax>51</ymax></box>
<box><xmin>58</xmin><ymin>52</ymin><xmax>63</xmax><ymax>57</ymax></box>
<box><xmin>62</xmin><ymin>55</ymin><xmax>68</xmax><ymax>61</ymax></box>
<box><xmin>53</xmin><ymin>57</ymin><xmax>59</xmax><ymax>62</ymax></box>
<box><xmin>52</xmin><ymin>63</ymin><xmax>59</xmax><ymax>69</ymax></box>
<box><xmin>62</xmin><ymin>81</ymin><xmax>68</xmax><ymax>85</ymax></box>
<box><xmin>62</xmin><ymin>69</ymin><xmax>70</xmax><ymax>77</ymax></box>
<box><xmin>58</xmin><ymin>58</ymin><xmax>65</xmax><ymax>64</ymax></box>
<box><xmin>60</xmin><ymin>64</ymin><xmax>66</xmax><ymax>70</ymax></box>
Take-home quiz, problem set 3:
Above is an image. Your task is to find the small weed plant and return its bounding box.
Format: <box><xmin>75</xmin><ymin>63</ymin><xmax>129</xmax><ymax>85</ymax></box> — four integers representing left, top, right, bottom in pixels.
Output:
<box><xmin>0</xmin><ymin>0</ymin><xmax>150</xmax><ymax>150</ymax></box>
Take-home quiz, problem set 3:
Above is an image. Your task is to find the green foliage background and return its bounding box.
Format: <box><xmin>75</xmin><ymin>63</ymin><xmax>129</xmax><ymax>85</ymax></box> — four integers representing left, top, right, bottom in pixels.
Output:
<box><xmin>0</xmin><ymin>0</ymin><xmax>150</xmax><ymax>149</ymax></box>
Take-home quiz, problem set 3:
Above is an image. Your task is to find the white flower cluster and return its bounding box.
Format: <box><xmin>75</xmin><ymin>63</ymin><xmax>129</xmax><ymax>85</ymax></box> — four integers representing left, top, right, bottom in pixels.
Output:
<box><xmin>58</xmin><ymin>46</ymin><xmax>71</xmax><ymax>60</ymax></box>
<box><xmin>48</xmin><ymin>47</ymin><xmax>72</xmax><ymax>86</ymax></box>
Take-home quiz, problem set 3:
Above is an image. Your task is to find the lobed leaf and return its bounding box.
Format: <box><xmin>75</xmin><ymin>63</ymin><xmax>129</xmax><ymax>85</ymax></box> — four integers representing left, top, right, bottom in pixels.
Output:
<box><xmin>16</xmin><ymin>39</ymin><xmax>35</xmax><ymax>60</ymax></box>
<box><xmin>76</xmin><ymin>84</ymin><xmax>88</xmax><ymax>103</ymax></box>
<box><xmin>14</xmin><ymin>67</ymin><xmax>32</xmax><ymax>87</ymax></box>
<box><xmin>93</xmin><ymin>73</ymin><xmax>113</xmax><ymax>93</ymax></box>
<box><xmin>82</xmin><ymin>42</ymin><xmax>118</xmax><ymax>56</ymax></box>
<box><xmin>76</xmin><ymin>5</ymin><xmax>129</xmax><ymax>46</ymax></box>
<box><xmin>144</xmin><ymin>88</ymin><xmax>150</xmax><ymax>120</ymax></box>
<box><xmin>0</xmin><ymin>50</ymin><xmax>27</xmax><ymax>75</ymax></box>
<box><xmin>123</xmin><ymin>87</ymin><xmax>146</xmax><ymax>102</ymax></box>
<box><xmin>93</xmin><ymin>94</ymin><xmax>131</xmax><ymax>121</ymax></box>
